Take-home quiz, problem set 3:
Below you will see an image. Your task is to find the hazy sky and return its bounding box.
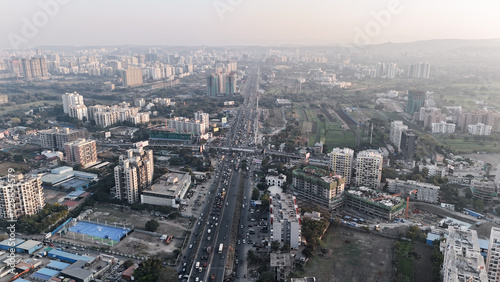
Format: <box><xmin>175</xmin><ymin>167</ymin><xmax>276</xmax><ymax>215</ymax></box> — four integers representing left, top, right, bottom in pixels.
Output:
<box><xmin>2</xmin><ymin>0</ymin><xmax>500</xmax><ymax>48</ymax></box>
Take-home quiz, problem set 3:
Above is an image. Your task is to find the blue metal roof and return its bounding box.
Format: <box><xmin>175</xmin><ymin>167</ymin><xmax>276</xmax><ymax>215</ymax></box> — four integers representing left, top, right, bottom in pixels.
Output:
<box><xmin>48</xmin><ymin>249</ymin><xmax>94</xmax><ymax>263</ymax></box>
<box><xmin>47</xmin><ymin>260</ymin><xmax>71</xmax><ymax>270</ymax></box>
<box><xmin>13</xmin><ymin>279</ymin><xmax>31</xmax><ymax>282</ymax></box>
<box><xmin>31</xmin><ymin>268</ymin><xmax>59</xmax><ymax>281</ymax></box>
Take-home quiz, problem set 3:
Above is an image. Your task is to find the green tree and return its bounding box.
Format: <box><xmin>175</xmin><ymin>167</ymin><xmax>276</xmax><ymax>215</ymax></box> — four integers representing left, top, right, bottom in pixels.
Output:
<box><xmin>271</xmin><ymin>240</ymin><xmax>280</xmax><ymax>252</ymax></box>
<box><xmin>133</xmin><ymin>258</ymin><xmax>162</xmax><ymax>282</ymax></box>
<box><xmin>156</xmin><ymin>267</ymin><xmax>178</xmax><ymax>282</ymax></box>
<box><xmin>145</xmin><ymin>219</ymin><xmax>160</xmax><ymax>232</ymax></box>
<box><xmin>251</xmin><ymin>188</ymin><xmax>260</xmax><ymax>200</ymax></box>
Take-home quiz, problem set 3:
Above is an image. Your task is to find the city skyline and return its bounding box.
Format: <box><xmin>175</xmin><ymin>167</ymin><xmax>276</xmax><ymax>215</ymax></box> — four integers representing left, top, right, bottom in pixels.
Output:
<box><xmin>2</xmin><ymin>0</ymin><xmax>500</xmax><ymax>49</ymax></box>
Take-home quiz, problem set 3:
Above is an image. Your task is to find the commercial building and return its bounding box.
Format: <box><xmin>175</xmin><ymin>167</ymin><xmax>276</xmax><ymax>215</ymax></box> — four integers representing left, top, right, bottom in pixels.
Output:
<box><xmin>400</xmin><ymin>130</ymin><xmax>418</xmax><ymax>161</ymax></box>
<box><xmin>148</xmin><ymin>127</ymin><xmax>196</xmax><ymax>144</ymax></box>
<box><xmin>141</xmin><ymin>172</ymin><xmax>191</xmax><ymax>208</ymax></box>
<box><xmin>121</xmin><ymin>68</ymin><xmax>143</xmax><ymax>87</ymax></box>
<box><xmin>329</xmin><ymin>147</ymin><xmax>354</xmax><ymax>186</ymax></box>
<box><xmin>441</xmin><ymin>226</ymin><xmax>487</xmax><ymax>282</ymax></box>
<box><xmin>486</xmin><ymin>227</ymin><xmax>500</xmax><ymax>281</ymax></box>
<box><xmin>292</xmin><ymin>166</ymin><xmax>345</xmax><ymax>211</ymax></box>
<box><xmin>354</xmin><ymin>150</ymin><xmax>383</xmax><ymax>189</ymax></box>
<box><xmin>269</xmin><ymin>192</ymin><xmax>301</xmax><ymax>249</ymax></box>
<box><xmin>470</xmin><ymin>180</ymin><xmax>497</xmax><ymax>204</ymax></box>
<box><xmin>345</xmin><ymin>187</ymin><xmax>406</xmax><ymax>221</ymax></box>
<box><xmin>389</xmin><ymin>121</ymin><xmax>407</xmax><ymax>152</ymax></box>
<box><xmin>64</xmin><ymin>139</ymin><xmax>98</xmax><ymax>168</ymax></box>
<box><xmin>0</xmin><ymin>174</ymin><xmax>45</xmax><ymax>220</ymax></box>
<box><xmin>386</xmin><ymin>178</ymin><xmax>440</xmax><ymax>204</ymax></box>
<box><xmin>113</xmin><ymin>147</ymin><xmax>154</xmax><ymax>203</ymax></box>
<box><xmin>431</xmin><ymin>121</ymin><xmax>456</xmax><ymax>134</ymax></box>
<box><xmin>39</xmin><ymin>127</ymin><xmax>85</xmax><ymax>151</ymax></box>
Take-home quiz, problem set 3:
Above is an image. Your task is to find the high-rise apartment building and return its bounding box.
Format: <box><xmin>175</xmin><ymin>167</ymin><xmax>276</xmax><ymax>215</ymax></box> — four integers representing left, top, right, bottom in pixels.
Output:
<box><xmin>292</xmin><ymin>166</ymin><xmax>345</xmax><ymax>211</ymax></box>
<box><xmin>431</xmin><ymin>121</ymin><xmax>456</xmax><ymax>134</ymax></box>
<box><xmin>207</xmin><ymin>72</ymin><xmax>236</xmax><ymax>96</ymax></box>
<box><xmin>0</xmin><ymin>174</ymin><xmax>45</xmax><ymax>220</ymax></box>
<box><xmin>62</xmin><ymin>92</ymin><xmax>88</xmax><ymax>121</ymax></box>
<box><xmin>442</xmin><ymin>226</ymin><xmax>487</xmax><ymax>282</ymax></box>
<box><xmin>486</xmin><ymin>227</ymin><xmax>500</xmax><ymax>281</ymax></box>
<box><xmin>387</xmin><ymin>63</ymin><xmax>397</xmax><ymax>78</ymax></box>
<box><xmin>400</xmin><ymin>130</ymin><xmax>418</xmax><ymax>161</ymax></box>
<box><xmin>121</xmin><ymin>68</ymin><xmax>143</xmax><ymax>87</ymax></box>
<box><xmin>21</xmin><ymin>58</ymin><xmax>49</xmax><ymax>78</ymax></box>
<box><xmin>64</xmin><ymin>139</ymin><xmax>98</xmax><ymax>168</ymax></box>
<box><xmin>194</xmin><ymin>111</ymin><xmax>210</xmax><ymax>131</ymax></box>
<box><xmin>167</xmin><ymin>117</ymin><xmax>206</xmax><ymax>135</ymax></box>
<box><xmin>407</xmin><ymin>63</ymin><xmax>431</xmax><ymax>79</ymax></box>
<box><xmin>390</xmin><ymin>121</ymin><xmax>408</xmax><ymax>152</ymax></box>
<box><xmin>405</xmin><ymin>90</ymin><xmax>426</xmax><ymax>116</ymax></box>
<box><xmin>468</xmin><ymin>123</ymin><xmax>492</xmax><ymax>136</ymax></box>
<box><xmin>39</xmin><ymin>127</ymin><xmax>85</xmax><ymax>151</ymax></box>
<box><xmin>354</xmin><ymin>150</ymin><xmax>383</xmax><ymax>189</ymax></box>
<box><xmin>329</xmin><ymin>148</ymin><xmax>354</xmax><ymax>186</ymax></box>
<box><xmin>113</xmin><ymin>147</ymin><xmax>154</xmax><ymax>203</ymax></box>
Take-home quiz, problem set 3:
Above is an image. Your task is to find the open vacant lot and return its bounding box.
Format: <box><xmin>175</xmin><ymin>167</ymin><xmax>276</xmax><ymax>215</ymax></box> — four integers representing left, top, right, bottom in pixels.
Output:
<box><xmin>297</xmin><ymin>226</ymin><xmax>394</xmax><ymax>282</ymax></box>
<box><xmin>0</xmin><ymin>161</ymin><xmax>30</xmax><ymax>176</ymax></box>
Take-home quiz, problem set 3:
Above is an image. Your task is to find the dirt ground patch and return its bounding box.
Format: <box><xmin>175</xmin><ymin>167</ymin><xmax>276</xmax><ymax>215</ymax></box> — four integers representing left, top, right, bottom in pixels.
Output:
<box><xmin>113</xmin><ymin>231</ymin><xmax>182</xmax><ymax>258</ymax></box>
<box><xmin>0</xmin><ymin>162</ymin><xmax>30</xmax><ymax>176</ymax></box>
<box><xmin>43</xmin><ymin>189</ymin><xmax>69</xmax><ymax>204</ymax></box>
<box><xmin>298</xmin><ymin>226</ymin><xmax>394</xmax><ymax>282</ymax></box>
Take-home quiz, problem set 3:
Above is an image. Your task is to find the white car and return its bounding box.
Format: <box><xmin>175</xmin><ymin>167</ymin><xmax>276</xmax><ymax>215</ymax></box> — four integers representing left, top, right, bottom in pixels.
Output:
<box><xmin>189</xmin><ymin>244</ymin><xmax>193</xmax><ymax>249</ymax></box>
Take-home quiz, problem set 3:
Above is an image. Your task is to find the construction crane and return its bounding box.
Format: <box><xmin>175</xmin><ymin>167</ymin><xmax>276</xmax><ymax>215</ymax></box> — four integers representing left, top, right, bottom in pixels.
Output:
<box><xmin>330</xmin><ymin>171</ymin><xmax>345</xmax><ymax>186</ymax></box>
<box><xmin>370</xmin><ymin>193</ymin><xmax>401</xmax><ymax>202</ymax></box>
<box><xmin>405</xmin><ymin>190</ymin><xmax>418</xmax><ymax>219</ymax></box>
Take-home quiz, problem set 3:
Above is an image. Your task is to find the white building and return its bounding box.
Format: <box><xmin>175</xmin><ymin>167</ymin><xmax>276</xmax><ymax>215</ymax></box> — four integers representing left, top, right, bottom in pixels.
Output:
<box><xmin>468</xmin><ymin>123</ymin><xmax>492</xmax><ymax>136</ymax></box>
<box><xmin>354</xmin><ymin>150</ymin><xmax>383</xmax><ymax>189</ymax></box>
<box><xmin>269</xmin><ymin>192</ymin><xmax>301</xmax><ymax>249</ymax></box>
<box><xmin>167</xmin><ymin>117</ymin><xmax>206</xmax><ymax>135</ymax></box>
<box><xmin>62</xmin><ymin>92</ymin><xmax>88</xmax><ymax>121</ymax></box>
<box><xmin>0</xmin><ymin>174</ymin><xmax>45</xmax><ymax>220</ymax></box>
<box><xmin>486</xmin><ymin>227</ymin><xmax>500</xmax><ymax>281</ymax></box>
<box><xmin>194</xmin><ymin>111</ymin><xmax>210</xmax><ymax>132</ymax></box>
<box><xmin>386</xmin><ymin>178</ymin><xmax>440</xmax><ymax>204</ymax></box>
<box><xmin>141</xmin><ymin>172</ymin><xmax>191</xmax><ymax>208</ymax></box>
<box><xmin>390</xmin><ymin>121</ymin><xmax>408</xmax><ymax>152</ymax></box>
<box><xmin>441</xmin><ymin>226</ymin><xmax>487</xmax><ymax>282</ymax></box>
<box><xmin>113</xmin><ymin>147</ymin><xmax>154</xmax><ymax>204</ymax></box>
<box><xmin>329</xmin><ymin>148</ymin><xmax>354</xmax><ymax>186</ymax></box>
<box><xmin>431</xmin><ymin>121</ymin><xmax>456</xmax><ymax>134</ymax></box>
<box><xmin>266</xmin><ymin>174</ymin><xmax>287</xmax><ymax>187</ymax></box>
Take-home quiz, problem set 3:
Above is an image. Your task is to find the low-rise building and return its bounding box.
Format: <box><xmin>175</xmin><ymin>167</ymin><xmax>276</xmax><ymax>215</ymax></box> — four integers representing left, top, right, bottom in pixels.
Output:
<box><xmin>386</xmin><ymin>178</ymin><xmax>440</xmax><ymax>204</ymax></box>
<box><xmin>345</xmin><ymin>186</ymin><xmax>406</xmax><ymax>221</ymax></box>
<box><xmin>140</xmin><ymin>171</ymin><xmax>191</xmax><ymax>208</ymax></box>
<box><xmin>266</xmin><ymin>174</ymin><xmax>287</xmax><ymax>187</ymax></box>
<box><xmin>270</xmin><ymin>252</ymin><xmax>294</xmax><ymax>282</ymax></box>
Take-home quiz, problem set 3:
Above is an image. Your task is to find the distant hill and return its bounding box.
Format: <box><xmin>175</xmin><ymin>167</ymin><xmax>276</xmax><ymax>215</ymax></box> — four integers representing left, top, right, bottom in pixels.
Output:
<box><xmin>360</xmin><ymin>39</ymin><xmax>500</xmax><ymax>53</ymax></box>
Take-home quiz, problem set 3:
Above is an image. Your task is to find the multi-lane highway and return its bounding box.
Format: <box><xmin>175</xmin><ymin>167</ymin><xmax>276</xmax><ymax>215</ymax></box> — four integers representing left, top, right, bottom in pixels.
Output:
<box><xmin>179</xmin><ymin>64</ymin><xmax>261</xmax><ymax>282</ymax></box>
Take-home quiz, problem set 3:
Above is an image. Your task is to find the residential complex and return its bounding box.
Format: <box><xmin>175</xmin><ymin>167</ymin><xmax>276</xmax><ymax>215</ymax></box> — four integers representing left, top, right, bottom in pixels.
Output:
<box><xmin>345</xmin><ymin>187</ymin><xmax>406</xmax><ymax>221</ymax></box>
<box><xmin>0</xmin><ymin>174</ymin><xmax>45</xmax><ymax>220</ymax></box>
<box><xmin>329</xmin><ymin>147</ymin><xmax>354</xmax><ymax>186</ymax></box>
<box><xmin>441</xmin><ymin>226</ymin><xmax>488</xmax><ymax>282</ymax></box>
<box><xmin>62</xmin><ymin>92</ymin><xmax>88</xmax><ymax>121</ymax></box>
<box><xmin>354</xmin><ymin>150</ymin><xmax>383</xmax><ymax>189</ymax></box>
<box><xmin>64</xmin><ymin>138</ymin><xmax>98</xmax><ymax>168</ymax></box>
<box><xmin>88</xmin><ymin>104</ymin><xmax>149</xmax><ymax>127</ymax></box>
<box><xmin>207</xmin><ymin>72</ymin><xmax>237</xmax><ymax>96</ymax></box>
<box><xmin>292</xmin><ymin>166</ymin><xmax>345</xmax><ymax>211</ymax></box>
<box><xmin>386</xmin><ymin>178</ymin><xmax>440</xmax><ymax>204</ymax></box>
<box><xmin>431</xmin><ymin>121</ymin><xmax>456</xmax><ymax>134</ymax></box>
<box><xmin>141</xmin><ymin>171</ymin><xmax>191</xmax><ymax>208</ymax></box>
<box><xmin>470</xmin><ymin>180</ymin><xmax>497</xmax><ymax>204</ymax></box>
<box><xmin>389</xmin><ymin>121</ymin><xmax>407</xmax><ymax>152</ymax></box>
<box><xmin>19</xmin><ymin>57</ymin><xmax>49</xmax><ymax>78</ymax></box>
<box><xmin>269</xmin><ymin>192</ymin><xmax>301</xmax><ymax>249</ymax></box>
<box><xmin>39</xmin><ymin>127</ymin><xmax>85</xmax><ymax>151</ymax></box>
<box><xmin>486</xmin><ymin>227</ymin><xmax>500</xmax><ymax>281</ymax></box>
<box><xmin>113</xmin><ymin>147</ymin><xmax>154</xmax><ymax>204</ymax></box>
<box><xmin>405</xmin><ymin>90</ymin><xmax>426</xmax><ymax>116</ymax></box>
<box><xmin>468</xmin><ymin>123</ymin><xmax>492</xmax><ymax>136</ymax></box>
<box><xmin>121</xmin><ymin>68</ymin><xmax>144</xmax><ymax>87</ymax></box>
<box><xmin>407</xmin><ymin>63</ymin><xmax>431</xmax><ymax>79</ymax></box>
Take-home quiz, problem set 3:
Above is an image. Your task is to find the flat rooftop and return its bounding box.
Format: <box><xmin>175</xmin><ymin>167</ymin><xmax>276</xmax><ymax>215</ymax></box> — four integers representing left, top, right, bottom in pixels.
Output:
<box><xmin>146</xmin><ymin>172</ymin><xmax>190</xmax><ymax>197</ymax></box>
<box><xmin>347</xmin><ymin>186</ymin><xmax>404</xmax><ymax>207</ymax></box>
